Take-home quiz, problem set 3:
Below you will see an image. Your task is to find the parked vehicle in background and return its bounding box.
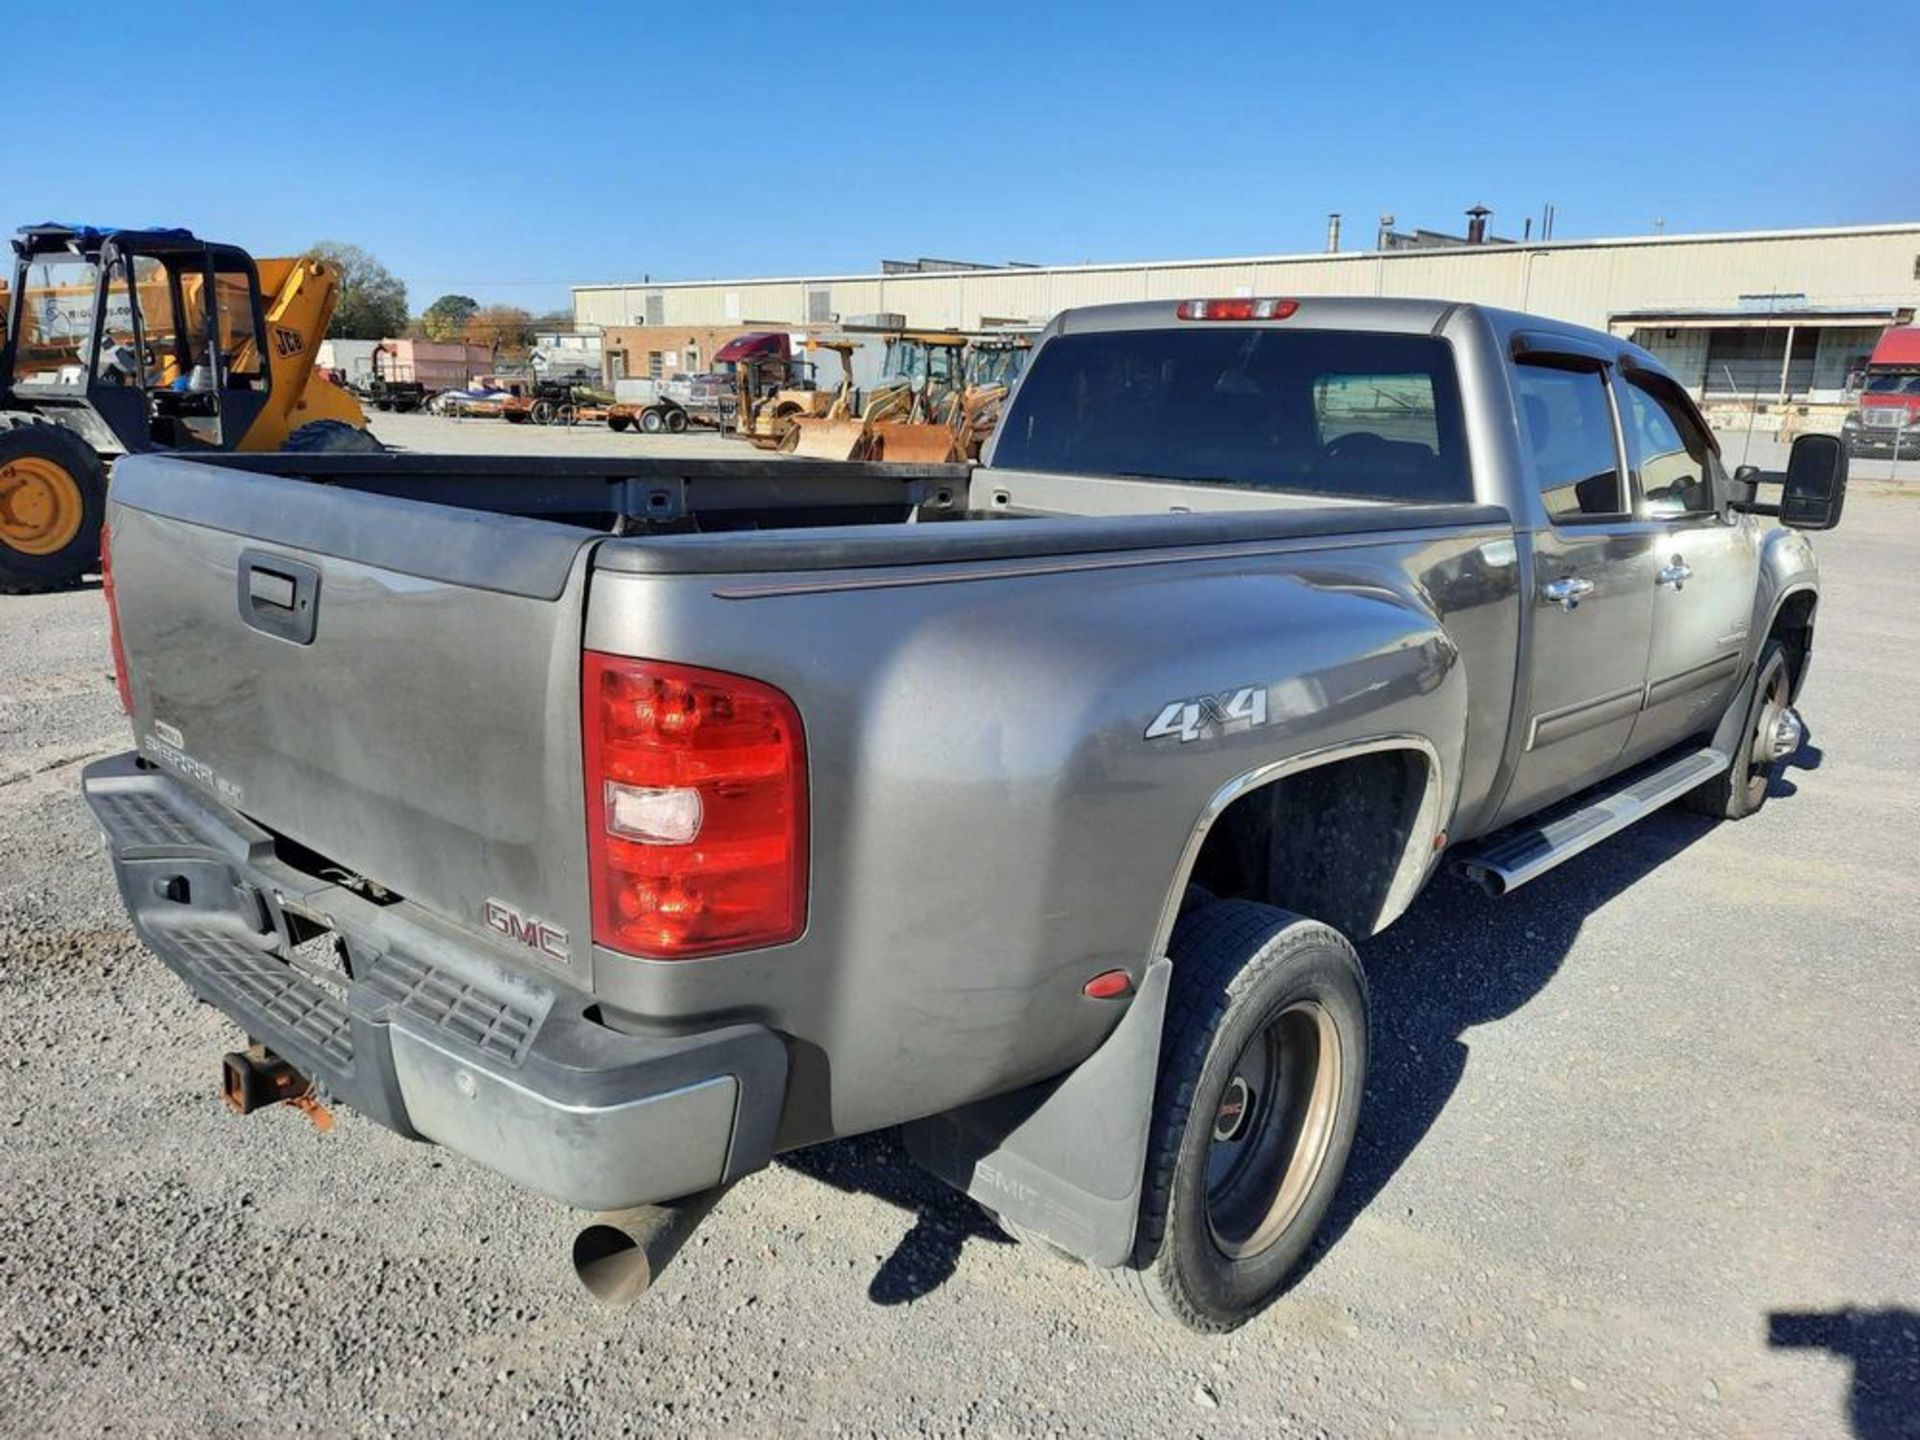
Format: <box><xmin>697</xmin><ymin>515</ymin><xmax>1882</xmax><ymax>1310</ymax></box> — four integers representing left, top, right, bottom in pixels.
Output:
<box><xmin>352</xmin><ymin>375</ymin><xmax>430</xmax><ymax>414</ymax></box>
<box><xmin>956</xmin><ymin>334</ymin><xmax>1031</xmax><ymax>457</ymax></box>
<box><xmin>85</xmin><ymin>297</ymin><xmax>1845</xmax><ymax>1332</ymax></box>
<box><xmin>607</xmin><ymin>395</ymin><xmax>691</xmax><ymax>434</ymax></box>
<box><xmin>503</xmin><ymin>379</ymin><xmax>615</xmax><ymax>426</ymax></box>
<box><xmin>1842</xmin><ymin>325</ymin><xmax>1920</xmax><ymax>458</ymax></box>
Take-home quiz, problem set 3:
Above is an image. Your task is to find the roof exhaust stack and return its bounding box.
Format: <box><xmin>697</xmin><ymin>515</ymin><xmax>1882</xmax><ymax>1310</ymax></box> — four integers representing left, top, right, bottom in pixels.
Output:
<box><xmin>1325</xmin><ymin>213</ymin><xmax>1341</xmax><ymax>254</ymax></box>
<box><xmin>1466</xmin><ymin>205</ymin><xmax>1492</xmax><ymax>245</ymax></box>
<box><xmin>1377</xmin><ymin>214</ymin><xmax>1396</xmax><ymax>250</ymax></box>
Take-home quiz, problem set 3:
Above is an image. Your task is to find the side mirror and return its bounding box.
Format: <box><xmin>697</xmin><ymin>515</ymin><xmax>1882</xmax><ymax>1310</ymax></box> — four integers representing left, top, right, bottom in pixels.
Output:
<box><xmin>1781</xmin><ymin>432</ymin><xmax>1847</xmax><ymax>531</ymax></box>
<box><xmin>1727</xmin><ymin>464</ymin><xmax>1761</xmax><ymax>508</ymax></box>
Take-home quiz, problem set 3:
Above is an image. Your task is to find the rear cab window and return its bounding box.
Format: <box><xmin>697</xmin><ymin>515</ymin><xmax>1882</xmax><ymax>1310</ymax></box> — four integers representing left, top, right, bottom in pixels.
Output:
<box><xmin>992</xmin><ymin>327</ymin><xmax>1472</xmax><ymax>503</ymax></box>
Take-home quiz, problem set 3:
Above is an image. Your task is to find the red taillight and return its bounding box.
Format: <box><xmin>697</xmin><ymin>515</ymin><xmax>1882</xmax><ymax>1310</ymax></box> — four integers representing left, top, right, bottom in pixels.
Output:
<box><xmin>100</xmin><ymin>525</ymin><xmax>133</xmax><ymax>716</ymax></box>
<box><xmin>1175</xmin><ymin>297</ymin><xmax>1299</xmax><ymax>321</ymax></box>
<box><xmin>583</xmin><ymin>653</ymin><xmax>807</xmax><ymax>959</ymax></box>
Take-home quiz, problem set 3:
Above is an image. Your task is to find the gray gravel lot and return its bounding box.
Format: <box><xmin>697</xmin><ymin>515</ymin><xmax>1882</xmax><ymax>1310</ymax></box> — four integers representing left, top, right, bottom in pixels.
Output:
<box><xmin>1</xmin><ymin>423</ymin><xmax>1915</xmax><ymax>1437</ymax></box>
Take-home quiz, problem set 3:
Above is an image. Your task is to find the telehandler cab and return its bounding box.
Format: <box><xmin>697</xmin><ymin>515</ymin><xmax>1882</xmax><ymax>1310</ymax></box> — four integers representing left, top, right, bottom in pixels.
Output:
<box><xmin>0</xmin><ymin>224</ymin><xmax>378</xmax><ymax>592</ymax></box>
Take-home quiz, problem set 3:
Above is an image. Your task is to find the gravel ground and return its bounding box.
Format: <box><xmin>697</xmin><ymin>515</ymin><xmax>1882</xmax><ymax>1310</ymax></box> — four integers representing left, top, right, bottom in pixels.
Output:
<box><xmin>1</xmin><ymin>430</ymin><xmax>1915</xmax><ymax>1437</ymax></box>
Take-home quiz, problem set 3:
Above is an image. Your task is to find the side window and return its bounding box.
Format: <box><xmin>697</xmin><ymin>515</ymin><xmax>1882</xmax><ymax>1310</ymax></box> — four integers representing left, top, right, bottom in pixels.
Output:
<box><xmin>213</xmin><ymin>268</ymin><xmax>264</xmax><ymax>387</ymax></box>
<box><xmin>1619</xmin><ymin>373</ymin><xmax>1718</xmax><ymax>518</ymax></box>
<box><xmin>1513</xmin><ymin>363</ymin><xmax>1626</xmax><ymax>523</ymax></box>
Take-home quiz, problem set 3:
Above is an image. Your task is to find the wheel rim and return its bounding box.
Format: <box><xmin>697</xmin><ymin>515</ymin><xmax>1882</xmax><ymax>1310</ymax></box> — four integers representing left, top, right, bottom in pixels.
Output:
<box><xmin>0</xmin><ymin>455</ymin><xmax>85</xmax><ymax>555</ymax></box>
<box><xmin>1204</xmin><ymin>1000</ymin><xmax>1344</xmax><ymax>1259</ymax></box>
<box><xmin>1744</xmin><ymin>660</ymin><xmax>1791</xmax><ymax>806</ymax></box>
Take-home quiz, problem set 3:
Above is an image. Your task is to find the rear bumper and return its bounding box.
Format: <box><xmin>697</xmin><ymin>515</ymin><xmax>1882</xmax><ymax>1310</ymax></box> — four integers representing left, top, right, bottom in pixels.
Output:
<box><xmin>82</xmin><ymin>752</ymin><xmax>786</xmax><ymax>1211</ymax></box>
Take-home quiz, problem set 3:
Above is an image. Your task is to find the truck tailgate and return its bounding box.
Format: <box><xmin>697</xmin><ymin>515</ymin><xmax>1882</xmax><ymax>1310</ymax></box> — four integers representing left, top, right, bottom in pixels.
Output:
<box><xmin>106</xmin><ymin>456</ymin><xmax>599</xmax><ymax>986</ymax></box>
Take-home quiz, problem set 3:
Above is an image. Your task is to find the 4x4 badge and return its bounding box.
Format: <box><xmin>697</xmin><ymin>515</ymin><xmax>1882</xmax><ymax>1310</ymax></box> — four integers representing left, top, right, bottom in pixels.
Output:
<box><xmin>1145</xmin><ymin>685</ymin><xmax>1270</xmax><ymax>744</ymax></box>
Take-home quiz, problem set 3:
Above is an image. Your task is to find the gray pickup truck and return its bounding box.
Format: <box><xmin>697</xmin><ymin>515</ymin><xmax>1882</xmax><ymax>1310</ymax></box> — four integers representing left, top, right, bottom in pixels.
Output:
<box><xmin>83</xmin><ymin>297</ymin><xmax>1846</xmax><ymax>1331</ymax></box>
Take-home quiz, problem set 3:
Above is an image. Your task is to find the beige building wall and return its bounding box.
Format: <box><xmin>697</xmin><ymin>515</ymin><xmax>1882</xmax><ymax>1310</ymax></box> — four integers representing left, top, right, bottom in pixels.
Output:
<box><xmin>575</xmin><ymin>224</ymin><xmax>1920</xmax><ymax>336</ymax></box>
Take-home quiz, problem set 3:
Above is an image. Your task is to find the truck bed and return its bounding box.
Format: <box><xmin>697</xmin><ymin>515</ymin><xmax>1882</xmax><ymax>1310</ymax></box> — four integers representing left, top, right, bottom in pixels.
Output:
<box><xmin>105</xmin><ymin>450</ymin><xmax>1517</xmax><ymax>1128</ymax></box>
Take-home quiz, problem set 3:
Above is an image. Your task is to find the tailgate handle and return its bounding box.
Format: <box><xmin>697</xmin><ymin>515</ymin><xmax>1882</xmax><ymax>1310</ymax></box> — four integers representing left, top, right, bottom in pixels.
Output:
<box><xmin>237</xmin><ymin>550</ymin><xmax>320</xmax><ymax>645</ymax></box>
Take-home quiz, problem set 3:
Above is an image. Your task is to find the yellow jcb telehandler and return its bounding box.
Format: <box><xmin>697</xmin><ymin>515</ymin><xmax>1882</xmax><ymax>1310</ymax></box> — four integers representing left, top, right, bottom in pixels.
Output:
<box><xmin>0</xmin><ymin>224</ymin><xmax>377</xmax><ymax>592</ymax></box>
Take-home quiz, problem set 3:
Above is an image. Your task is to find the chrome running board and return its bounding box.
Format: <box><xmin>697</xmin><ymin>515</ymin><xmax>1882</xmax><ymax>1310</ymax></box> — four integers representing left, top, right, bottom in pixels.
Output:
<box><xmin>1459</xmin><ymin>746</ymin><xmax>1730</xmax><ymax>895</ymax></box>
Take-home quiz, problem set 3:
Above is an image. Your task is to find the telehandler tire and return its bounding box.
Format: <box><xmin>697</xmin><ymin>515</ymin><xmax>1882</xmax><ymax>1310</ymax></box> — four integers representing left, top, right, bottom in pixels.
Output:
<box><xmin>0</xmin><ymin>421</ymin><xmax>108</xmax><ymax>594</ymax></box>
<box><xmin>283</xmin><ymin>420</ymin><xmax>386</xmax><ymax>455</ymax></box>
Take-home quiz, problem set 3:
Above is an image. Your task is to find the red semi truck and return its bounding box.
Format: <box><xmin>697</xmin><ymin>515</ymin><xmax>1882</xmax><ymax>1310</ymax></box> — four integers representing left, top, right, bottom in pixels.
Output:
<box><xmin>1844</xmin><ymin>325</ymin><xmax>1920</xmax><ymax>458</ymax></box>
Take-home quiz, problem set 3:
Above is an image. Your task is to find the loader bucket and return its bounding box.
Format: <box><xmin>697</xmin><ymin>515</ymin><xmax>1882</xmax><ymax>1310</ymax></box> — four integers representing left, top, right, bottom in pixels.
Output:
<box><xmin>871</xmin><ymin>424</ymin><xmax>962</xmax><ymax>464</ymax></box>
<box><xmin>781</xmin><ymin>417</ymin><xmax>870</xmax><ymax>461</ymax></box>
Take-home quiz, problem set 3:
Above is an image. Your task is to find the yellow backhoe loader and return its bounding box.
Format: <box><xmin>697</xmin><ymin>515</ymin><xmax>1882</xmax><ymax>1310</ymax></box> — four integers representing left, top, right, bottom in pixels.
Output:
<box><xmin>780</xmin><ymin>332</ymin><xmax>970</xmax><ymax>463</ymax></box>
<box><xmin>778</xmin><ymin>339</ymin><xmax>866</xmax><ymax>459</ymax></box>
<box><xmin>735</xmin><ymin>350</ymin><xmax>845</xmax><ymax>451</ymax></box>
<box><xmin>0</xmin><ymin>224</ymin><xmax>376</xmax><ymax>592</ymax></box>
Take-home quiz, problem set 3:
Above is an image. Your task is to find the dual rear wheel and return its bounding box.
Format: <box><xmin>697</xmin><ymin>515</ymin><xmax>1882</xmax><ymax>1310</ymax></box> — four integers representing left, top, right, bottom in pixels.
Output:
<box><xmin>992</xmin><ymin>900</ymin><xmax>1370</xmax><ymax>1332</ymax></box>
<box><xmin>1109</xmin><ymin>901</ymin><xmax>1369</xmax><ymax>1330</ymax></box>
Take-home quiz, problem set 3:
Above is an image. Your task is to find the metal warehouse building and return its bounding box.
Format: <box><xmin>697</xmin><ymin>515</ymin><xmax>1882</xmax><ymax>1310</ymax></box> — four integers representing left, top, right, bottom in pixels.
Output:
<box><xmin>574</xmin><ymin>222</ymin><xmax>1920</xmax><ymax>410</ymax></box>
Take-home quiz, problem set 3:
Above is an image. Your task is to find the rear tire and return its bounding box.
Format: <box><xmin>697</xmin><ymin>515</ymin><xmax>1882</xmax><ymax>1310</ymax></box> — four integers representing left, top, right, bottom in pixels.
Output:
<box><xmin>666</xmin><ymin>408</ymin><xmax>689</xmax><ymax>433</ymax></box>
<box><xmin>639</xmin><ymin>408</ymin><xmax>666</xmax><ymax>434</ymax></box>
<box><xmin>282</xmin><ymin>420</ymin><xmax>386</xmax><ymax>454</ymax></box>
<box><xmin>608</xmin><ymin>415</ymin><xmax>632</xmax><ymax>433</ymax></box>
<box><xmin>1111</xmin><ymin>900</ymin><xmax>1368</xmax><ymax>1332</ymax></box>
<box><xmin>0</xmin><ymin>421</ymin><xmax>108</xmax><ymax>594</ymax></box>
<box><xmin>1684</xmin><ymin>638</ymin><xmax>1792</xmax><ymax>821</ymax></box>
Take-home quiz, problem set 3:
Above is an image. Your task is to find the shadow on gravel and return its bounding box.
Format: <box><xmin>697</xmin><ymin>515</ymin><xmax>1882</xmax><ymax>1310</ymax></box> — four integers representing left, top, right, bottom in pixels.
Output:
<box><xmin>778</xmin><ymin>739</ymin><xmax>1828</xmax><ymax>1311</ymax></box>
<box><xmin>779</xmin><ymin>1130</ymin><xmax>1011</xmax><ymax>1306</ymax></box>
<box><xmin>1299</xmin><ymin>807</ymin><xmax>1721</xmax><ymax>1280</ymax></box>
<box><xmin>1769</xmin><ymin>1306</ymin><xmax>1920</xmax><ymax>1440</ymax></box>
<box><xmin>1768</xmin><ymin>728</ymin><xmax>1824</xmax><ymax>800</ymax></box>
<box><xmin>1294</xmin><ymin>735</ymin><xmax>1829</xmax><ymax>1286</ymax></box>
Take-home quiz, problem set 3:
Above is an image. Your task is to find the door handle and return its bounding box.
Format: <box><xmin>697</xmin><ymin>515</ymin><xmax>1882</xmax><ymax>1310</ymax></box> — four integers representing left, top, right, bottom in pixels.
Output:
<box><xmin>1541</xmin><ymin>576</ymin><xmax>1595</xmax><ymax>611</ymax></box>
<box><xmin>237</xmin><ymin>549</ymin><xmax>320</xmax><ymax>645</ymax></box>
<box><xmin>1656</xmin><ymin>559</ymin><xmax>1692</xmax><ymax>591</ymax></box>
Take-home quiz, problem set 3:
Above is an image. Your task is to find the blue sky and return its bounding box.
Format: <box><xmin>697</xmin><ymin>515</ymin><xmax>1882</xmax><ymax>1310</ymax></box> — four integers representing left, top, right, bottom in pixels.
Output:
<box><xmin>11</xmin><ymin>1</ymin><xmax>1915</xmax><ymax>315</ymax></box>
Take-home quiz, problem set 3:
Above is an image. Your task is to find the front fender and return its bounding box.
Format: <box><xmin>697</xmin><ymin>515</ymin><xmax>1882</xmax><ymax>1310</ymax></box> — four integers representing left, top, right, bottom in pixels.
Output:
<box><xmin>1750</xmin><ymin>525</ymin><xmax>1818</xmax><ymax>648</ymax></box>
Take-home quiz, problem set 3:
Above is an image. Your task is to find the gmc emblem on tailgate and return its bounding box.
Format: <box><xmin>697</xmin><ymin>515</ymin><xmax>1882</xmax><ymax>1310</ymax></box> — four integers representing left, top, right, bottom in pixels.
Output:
<box><xmin>482</xmin><ymin>898</ymin><xmax>570</xmax><ymax>963</ymax></box>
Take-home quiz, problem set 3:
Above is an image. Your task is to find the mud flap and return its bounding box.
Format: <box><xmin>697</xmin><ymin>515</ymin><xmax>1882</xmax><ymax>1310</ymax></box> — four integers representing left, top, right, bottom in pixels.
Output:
<box><xmin>902</xmin><ymin>957</ymin><xmax>1170</xmax><ymax>1268</ymax></box>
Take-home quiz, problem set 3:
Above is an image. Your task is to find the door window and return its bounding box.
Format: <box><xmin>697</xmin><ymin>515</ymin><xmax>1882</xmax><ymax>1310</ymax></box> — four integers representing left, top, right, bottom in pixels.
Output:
<box><xmin>9</xmin><ymin>252</ymin><xmax>100</xmax><ymax>389</ymax></box>
<box><xmin>1619</xmin><ymin>372</ymin><xmax>1719</xmax><ymax>517</ymax></box>
<box><xmin>1514</xmin><ymin>363</ymin><xmax>1626</xmax><ymax>522</ymax></box>
<box><xmin>213</xmin><ymin>267</ymin><xmax>264</xmax><ymax>389</ymax></box>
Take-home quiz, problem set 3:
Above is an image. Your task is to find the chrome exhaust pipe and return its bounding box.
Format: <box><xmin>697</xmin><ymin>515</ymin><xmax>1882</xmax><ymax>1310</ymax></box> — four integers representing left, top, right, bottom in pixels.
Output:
<box><xmin>571</xmin><ymin>1186</ymin><xmax>730</xmax><ymax>1306</ymax></box>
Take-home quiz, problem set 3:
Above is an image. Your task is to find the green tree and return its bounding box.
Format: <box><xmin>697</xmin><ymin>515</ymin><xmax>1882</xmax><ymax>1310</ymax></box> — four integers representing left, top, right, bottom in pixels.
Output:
<box><xmin>421</xmin><ymin>293</ymin><xmax>480</xmax><ymax>342</ymax></box>
<box><xmin>308</xmin><ymin>241</ymin><xmax>409</xmax><ymax>340</ymax></box>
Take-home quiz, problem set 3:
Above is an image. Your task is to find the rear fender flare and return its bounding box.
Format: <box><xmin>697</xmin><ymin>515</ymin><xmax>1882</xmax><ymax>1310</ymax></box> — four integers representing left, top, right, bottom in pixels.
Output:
<box><xmin>903</xmin><ymin>735</ymin><xmax>1445</xmax><ymax>1269</ymax></box>
<box><xmin>1150</xmin><ymin>733</ymin><xmax>1448</xmax><ymax>955</ymax></box>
